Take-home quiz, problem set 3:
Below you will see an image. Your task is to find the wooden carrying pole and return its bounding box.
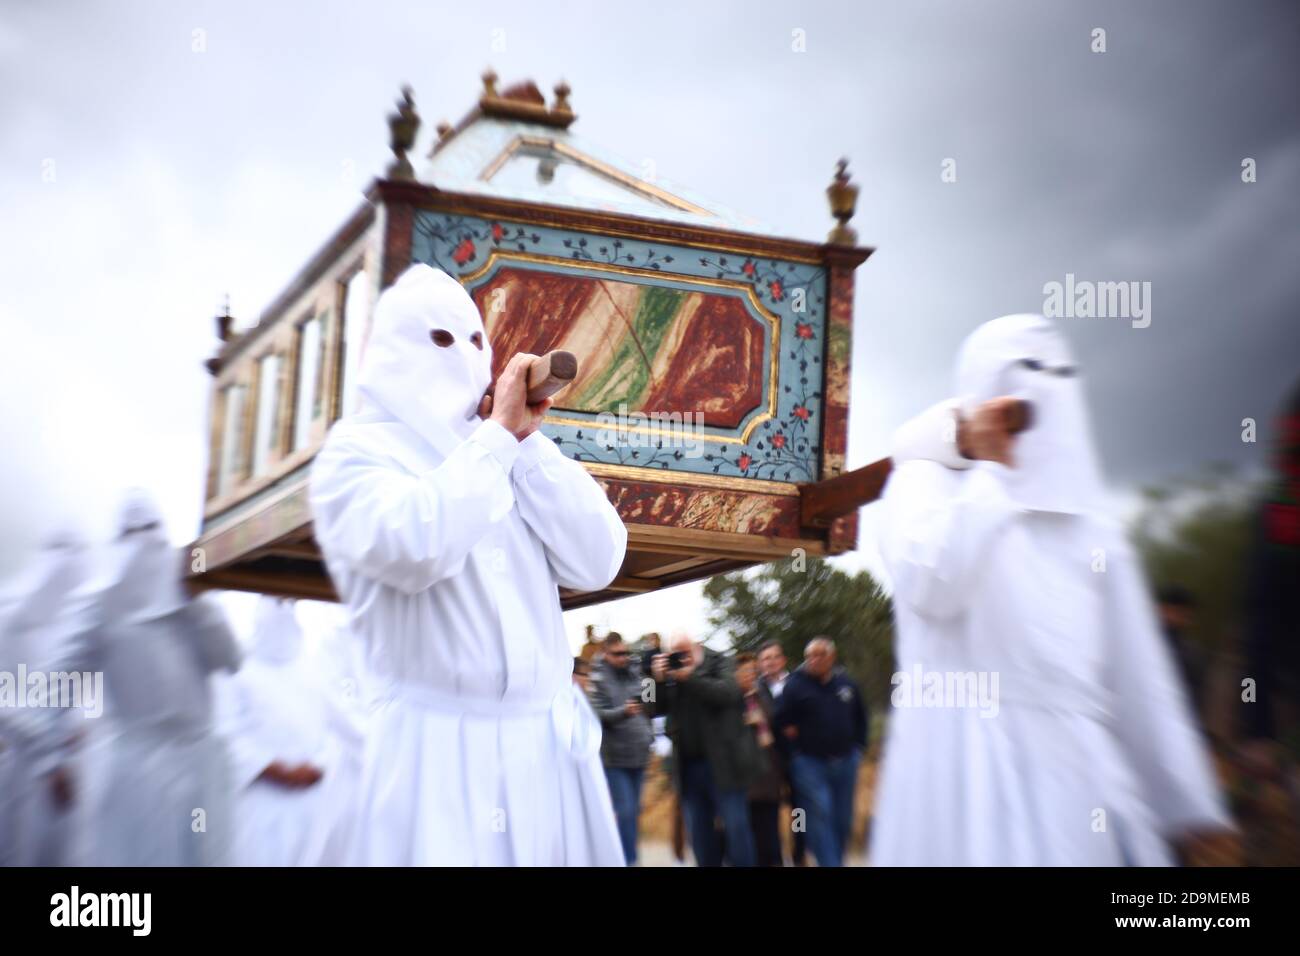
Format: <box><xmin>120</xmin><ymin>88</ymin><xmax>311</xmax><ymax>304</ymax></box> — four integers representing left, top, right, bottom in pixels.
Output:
<box><xmin>800</xmin><ymin>457</ymin><xmax>895</xmax><ymax>528</ymax></box>
<box><xmin>481</xmin><ymin>350</ymin><xmax>579</xmax><ymax>412</ymax></box>
<box><xmin>525</xmin><ymin>350</ymin><xmax>577</xmax><ymax>404</ymax></box>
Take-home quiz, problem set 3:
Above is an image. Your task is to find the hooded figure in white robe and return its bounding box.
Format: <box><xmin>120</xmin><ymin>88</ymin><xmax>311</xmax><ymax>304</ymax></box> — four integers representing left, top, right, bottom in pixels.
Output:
<box><xmin>217</xmin><ymin>597</ymin><xmax>363</xmax><ymax>866</ymax></box>
<box><xmin>0</xmin><ymin>529</ymin><xmax>88</xmax><ymax>866</ymax></box>
<box><xmin>60</xmin><ymin>489</ymin><xmax>241</xmax><ymax>866</ymax></box>
<box><xmin>309</xmin><ymin>263</ymin><xmax>627</xmax><ymax>866</ymax></box>
<box><xmin>871</xmin><ymin>314</ymin><xmax>1229</xmax><ymax>866</ymax></box>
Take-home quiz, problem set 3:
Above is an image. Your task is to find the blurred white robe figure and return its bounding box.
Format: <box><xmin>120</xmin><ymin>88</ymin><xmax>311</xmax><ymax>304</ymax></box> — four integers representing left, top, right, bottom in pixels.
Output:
<box><xmin>872</xmin><ymin>314</ymin><xmax>1228</xmax><ymax>866</ymax></box>
<box><xmin>217</xmin><ymin>598</ymin><xmax>363</xmax><ymax>866</ymax></box>
<box><xmin>0</xmin><ymin>531</ymin><xmax>88</xmax><ymax>866</ymax></box>
<box><xmin>310</xmin><ymin>263</ymin><xmax>626</xmax><ymax>866</ymax></box>
<box><xmin>61</xmin><ymin>490</ymin><xmax>241</xmax><ymax>866</ymax></box>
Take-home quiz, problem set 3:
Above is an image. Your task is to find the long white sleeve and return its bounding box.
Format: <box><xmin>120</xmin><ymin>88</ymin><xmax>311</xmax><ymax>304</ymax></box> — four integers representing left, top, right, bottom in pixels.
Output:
<box><xmin>185</xmin><ymin>595</ymin><xmax>242</xmax><ymax>675</ymax></box>
<box><xmin>881</xmin><ymin>459</ymin><xmax>1022</xmax><ymax>621</ymax></box>
<box><xmin>510</xmin><ymin>432</ymin><xmax>627</xmax><ymax>592</ymax></box>
<box><xmin>891</xmin><ymin>398</ymin><xmax>972</xmax><ymax>471</ymax></box>
<box><xmin>1100</xmin><ymin>530</ymin><xmax>1231</xmax><ymax>835</ymax></box>
<box><xmin>213</xmin><ymin>677</ymin><xmax>277</xmax><ymax>791</ymax></box>
<box><xmin>310</xmin><ymin>419</ymin><xmax>521</xmax><ymax>595</ymax></box>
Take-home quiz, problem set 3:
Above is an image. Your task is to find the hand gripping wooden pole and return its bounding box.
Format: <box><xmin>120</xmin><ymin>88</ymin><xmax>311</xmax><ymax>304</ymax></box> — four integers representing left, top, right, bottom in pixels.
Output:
<box><xmin>481</xmin><ymin>350</ymin><xmax>579</xmax><ymax>416</ymax></box>
<box><xmin>799</xmin><ymin>399</ymin><xmax>1033</xmax><ymax>529</ymax></box>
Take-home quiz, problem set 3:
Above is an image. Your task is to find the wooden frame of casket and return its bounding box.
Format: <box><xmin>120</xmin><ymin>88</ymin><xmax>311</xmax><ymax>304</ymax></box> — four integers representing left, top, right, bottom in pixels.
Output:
<box><xmin>187</xmin><ymin>75</ymin><xmax>872</xmax><ymax>610</ymax></box>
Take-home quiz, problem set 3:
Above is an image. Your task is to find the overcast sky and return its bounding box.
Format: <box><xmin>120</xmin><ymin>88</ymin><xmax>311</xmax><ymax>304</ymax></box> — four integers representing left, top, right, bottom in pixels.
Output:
<box><xmin>2</xmin><ymin>0</ymin><xmax>1296</xmax><ymax>646</ymax></box>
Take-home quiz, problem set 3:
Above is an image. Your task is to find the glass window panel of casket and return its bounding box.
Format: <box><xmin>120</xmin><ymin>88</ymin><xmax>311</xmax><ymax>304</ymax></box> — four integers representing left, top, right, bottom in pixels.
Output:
<box><xmin>218</xmin><ymin>383</ymin><xmax>246</xmax><ymax>495</ymax></box>
<box><xmin>292</xmin><ymin>314</ymin><xmax>322</xmax><ymax>451</ymax></box>
<box><xmin>251</xmin><ymin>352</ymin><xmax>281</xmax><ymax>475</ymax></box>
<box><xmin>340</xmin><ymin>271</ymin><xmax>371</xmax><ymax>419</ymax></box>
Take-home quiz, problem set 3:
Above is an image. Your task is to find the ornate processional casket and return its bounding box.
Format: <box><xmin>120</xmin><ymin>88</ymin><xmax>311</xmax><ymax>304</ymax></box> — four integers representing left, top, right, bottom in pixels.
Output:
<box><xmin>188</xmin><ymin>74</ymin><xmax>873</xmax><ymax>609</ymax></box>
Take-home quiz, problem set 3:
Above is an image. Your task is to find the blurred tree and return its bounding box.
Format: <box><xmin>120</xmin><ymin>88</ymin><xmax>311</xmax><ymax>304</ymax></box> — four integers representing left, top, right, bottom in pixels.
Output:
<box><xmin>1130</xmin><ymin>462</ymin><xmax>1258</xmax><ymax>660</ymax></box>
<box><xmin>703</xmin><ymin>557</ymin><xmax>895</xmax><ymax>728</ymax></box>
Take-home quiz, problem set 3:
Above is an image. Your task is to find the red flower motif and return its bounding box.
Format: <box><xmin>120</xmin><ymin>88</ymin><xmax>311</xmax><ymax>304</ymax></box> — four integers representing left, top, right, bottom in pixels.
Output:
<box><xmin>491</xmin><ymin>223</ymin><xmax>504</xmax><ymax>243</ymax></box>
<box><xmin>795</xmin><ymin>322</ymin><xmax>814</xmax><ymax>340</ymax></box>
<box><xmin>792</xmin><ymin>405</ymin><xmax>810</xmax><ymax>421</ymax></box>
<box><xmin>769</xmin><ymin>279</ymin><xmax>784</xmax><ymax>300</ymax></box>
<box><xmin>1266</xmin><ymin>502</ymin><xmax>1300</xmax><ymax>546</ymax></box>
<box><xmin>742</xmin><ymin>261</ymin><xmax>756</xmax><ymax>277</ymax></box>
<box><xmin>452</xmin><ymin>238</ymin><xmax>476</xmax><ymax>265</ymax></box>
<box><xmin>771</xmin><ymin>433</ymin><xmax>786</xmax><ymax>449</ymax></box>
<box><xmin>737</xmin><ymin>453</ymin><xmax>753</xmax><ymax>471</ymax></box>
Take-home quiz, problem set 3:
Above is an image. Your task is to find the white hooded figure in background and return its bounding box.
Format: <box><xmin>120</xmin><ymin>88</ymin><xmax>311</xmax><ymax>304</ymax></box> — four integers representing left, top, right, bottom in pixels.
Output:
<box><xmin>60</xmin><ymin>489</ymin><xmax>242</xmax><ymax>866</ymax></box>
<box><xmin>310</xmin><ymin>263</ymin><xmax>627</xmax><ymax>866</ymax></box>
<box><xmin>872</xmin><ymin>314</ymin><xmax>1230</xmax><ymax>866</ymax></box>
<box><xmin>216</xmin><ymin>597</ymin><xmax>363</xmax><ymax>866</ymax></box>
<box><xmin>0</xmin><ymin>529</ymin><xmax>88</xmax><ymax>866</ymax></box>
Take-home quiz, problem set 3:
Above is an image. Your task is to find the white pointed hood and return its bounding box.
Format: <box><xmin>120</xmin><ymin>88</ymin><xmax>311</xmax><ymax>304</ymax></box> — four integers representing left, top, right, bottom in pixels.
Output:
<box><xmin>248</xmin><ymin>596</ymin><xmax>304</xmax><ymax>665</ymax></box>
<box><xmin>96</xmin><ymin>488</ymin><xmax>188</xmax><ymax>622</ymax></box>
<box><xmin>355</xmin><ymin>263</ymin><xmax>494</xmax><ymax>459</ymax></box>
<box><xmin>955</xmin><ymin>314</ymin><xmax>1104</xmax><ymax>514</ymax></box>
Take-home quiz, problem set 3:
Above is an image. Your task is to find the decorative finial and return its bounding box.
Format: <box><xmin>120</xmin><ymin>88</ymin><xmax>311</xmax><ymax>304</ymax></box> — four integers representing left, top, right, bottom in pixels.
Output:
<box><xmin>215</xmin><ymin>293</ymin><xmax>233</xmax><ymax>342</ymax></box>
<box><xmin>552</xmin><ymin>79</ymin><xmax>572</xmax><ymax>116</ymax></box>
<box><xmin>481</xmin><ymin>68</ymin><xmax>498</xmax><ymax>99</ymax></box>
<box><xmin>826</xmin><ymin>157</ymin><xmax>859</xmax><ymax>245</ymax></box>
<box><xmin>206</xmin><ymin>295</ymin><xmax>234</xmax><ymax>374</ymax></box>
<box><xmin>386</xmin><ymin>85</ymin><xmax>420</xmax><ymax>180</ymax></box>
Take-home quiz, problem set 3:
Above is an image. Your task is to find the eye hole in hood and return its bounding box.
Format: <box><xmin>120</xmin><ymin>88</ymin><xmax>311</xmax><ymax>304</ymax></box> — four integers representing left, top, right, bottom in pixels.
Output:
<box><xmin>356</xmin><ymin>263</ymin><xmax>495</xmax><ymax>459</ymax></box>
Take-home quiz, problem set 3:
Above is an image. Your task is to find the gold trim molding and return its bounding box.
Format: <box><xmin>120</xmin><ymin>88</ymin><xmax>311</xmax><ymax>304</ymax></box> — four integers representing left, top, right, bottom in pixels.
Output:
<box><xmin>581</xmin><ymin>461</ymin><xmax>799</xmax><ymax>496</ymax></box>
<box><xmin>460</xmin><ymin>248</ymin><xmax>781</xmax><ymax>447</ymax></box>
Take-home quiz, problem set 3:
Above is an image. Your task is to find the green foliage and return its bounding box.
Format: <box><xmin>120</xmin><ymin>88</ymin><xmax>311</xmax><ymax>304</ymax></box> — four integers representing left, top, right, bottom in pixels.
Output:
<box><xmin>1130</xmin><ymin>466</ymin><xmax>1259</xmax><ymax>659</ymax></box>
<box><xmin>702</xmin><ymin>557</ymin><xmax>895</xmax><ymax>717</ymax></box>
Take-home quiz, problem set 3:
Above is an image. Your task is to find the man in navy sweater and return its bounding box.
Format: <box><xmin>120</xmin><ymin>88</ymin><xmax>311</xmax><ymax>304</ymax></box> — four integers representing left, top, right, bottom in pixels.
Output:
<box><xmin>774</xmin><ymin>637</ymin><xmax>868</xmax><ymax>867</ymax></box>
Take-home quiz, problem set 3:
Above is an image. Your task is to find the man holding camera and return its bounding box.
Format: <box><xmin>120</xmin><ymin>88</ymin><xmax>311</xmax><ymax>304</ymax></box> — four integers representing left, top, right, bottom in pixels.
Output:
<box><xmin>651</xmin><ymin>633</ymin><xmax>763</xmax><ymax>866</ymax></box>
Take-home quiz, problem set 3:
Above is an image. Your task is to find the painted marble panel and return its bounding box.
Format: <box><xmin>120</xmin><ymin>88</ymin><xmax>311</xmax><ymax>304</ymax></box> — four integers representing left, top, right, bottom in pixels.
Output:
<box><xmin>474</xmin><ymin>267</ymin><xmax>765</xmax><ymax>429</ymax></box>
<box><xmin>602</xmin><ymin>479</ymin><xmax>802</xmax><ymax>537</ymax></box>
<box><xmin>410</xmin><ymin>211</ymin><xmax>829</xmax><ymax>484</ymax></box>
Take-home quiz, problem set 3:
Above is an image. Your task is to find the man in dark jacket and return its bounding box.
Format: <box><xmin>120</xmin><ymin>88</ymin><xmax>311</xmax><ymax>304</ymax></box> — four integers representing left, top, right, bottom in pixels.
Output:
<box><xmin>588</xmin><ymin>633</ymin><xmax>653</xmax><ymax>864</ymax></box>
<box><xmin>775</xmin><ymin>637</ymin><xmax>868</xmax><ymax>867</ymax></box>
<box><xmin>651</xmin><ymin>633</ymin><xmax>762</xmax><ymax>866</ymax></box>
<box><xmin>757</xmin><ymin>639</ymin><xmax>805</xmax><ymax>865</ymax></box>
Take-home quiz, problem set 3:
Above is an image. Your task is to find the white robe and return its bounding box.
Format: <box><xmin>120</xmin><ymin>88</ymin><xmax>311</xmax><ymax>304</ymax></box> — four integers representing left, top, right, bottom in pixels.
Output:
<box><xmin>311</xmin><ymin>263</ymin><xmax>626</xmax><ymax>866</ymax></box>
<box><xmin>871</xmin><ymin>323</ymin><xmax>1229</xmax><ymax>866</ymax></box>
<box><xmin>311</xmin><ymin>414</ymin><xmax>627</xmax><ymax>865</ymax></box>
<box><xmin>217</xmin><ymin>599</ymin><xmax>363</xmax><ymax>866</ymax></box>
<box><xmin>0</xmin><ymin>539</ymin><xmax>87</xmax><ymax>866</ymax></box>
<box><xmin>60</xmin><ymin>591</ymin><xmax>242</xmax><ymax>866</ymax></box>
